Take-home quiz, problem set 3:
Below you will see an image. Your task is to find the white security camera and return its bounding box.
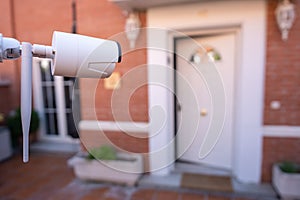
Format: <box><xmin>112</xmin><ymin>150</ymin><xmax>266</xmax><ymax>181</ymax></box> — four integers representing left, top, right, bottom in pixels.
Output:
<box><xmin>0</xmin><ymin>31</ymin><xmax>121</xmax><ymax>77</ymax></box>
<box><xmin>21</xmin><ymin>31</ymin><xmax>121</xmax><ymax>78</ymax></box>
<box><xmin>0</xmin><ymin>31</ymin><xmax>121</xmax><ymax>162</ymax></box>
<box><xmin>51</xmin><ymin>31</ymin><xmax>121</xmax><ymax>78</ymax></box>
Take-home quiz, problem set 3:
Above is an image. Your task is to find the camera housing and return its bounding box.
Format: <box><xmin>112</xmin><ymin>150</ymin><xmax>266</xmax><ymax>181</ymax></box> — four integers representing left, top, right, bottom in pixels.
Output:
<box><xmin>52</xmin><ymin>31</ymin><xmax>121</xmax><ymax>78</ymax></box>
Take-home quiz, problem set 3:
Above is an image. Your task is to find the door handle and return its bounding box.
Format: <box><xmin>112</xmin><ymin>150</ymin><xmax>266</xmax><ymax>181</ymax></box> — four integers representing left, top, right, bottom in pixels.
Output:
<box><xmin>200</xmin><ymin>108</ymin><xmax>208</xmax><ymax>116</ymax></box>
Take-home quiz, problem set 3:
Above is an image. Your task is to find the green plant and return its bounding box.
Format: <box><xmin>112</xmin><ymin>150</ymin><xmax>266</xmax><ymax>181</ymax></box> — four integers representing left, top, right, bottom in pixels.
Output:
<box><xmin>279</xmin><ymin>161</ymin><xmax>300</xmax><ymax>173</ymax></box>
<box><xmin>6</xmin><ymin>108</ymin><xmax>40</xmax><ymax>147</ymax></box>
<box><xmin>0</xmin><ymin>113</ymin><xmax>5</xmax><ymax>126</ymax></box>
<box><xmin>87</xmin><ymin>145</ymin><xmax>117</xmax><ymax>160</ymax></box>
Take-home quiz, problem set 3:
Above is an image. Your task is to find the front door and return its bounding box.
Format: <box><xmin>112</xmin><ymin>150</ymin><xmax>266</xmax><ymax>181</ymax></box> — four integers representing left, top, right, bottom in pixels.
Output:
<box><xmin>176</xmin><ymin>32</ymin><xmax>236</xmax><ymax>170</ymax></box>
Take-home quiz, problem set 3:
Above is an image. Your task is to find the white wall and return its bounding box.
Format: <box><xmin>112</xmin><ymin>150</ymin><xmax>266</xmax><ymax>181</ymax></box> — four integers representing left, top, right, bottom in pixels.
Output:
<box><xmin>147</xmin><ymin>0</ymin><xmax>266</xmax><ymax>183</ymax></box>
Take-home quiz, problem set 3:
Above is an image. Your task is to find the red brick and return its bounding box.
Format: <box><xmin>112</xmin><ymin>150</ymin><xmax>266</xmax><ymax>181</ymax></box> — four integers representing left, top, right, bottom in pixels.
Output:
<box><xmin>181</xmin><ymin>193</ymin><xmax>205</xmax><ymax>200</ymax></box>
<box><xmin>261</xmin><ymin>137</ymin><xmax>300</xmax><ymax>182</ymax></box>
<box><xmin>208</xmin><ymin>195</ymin><xmax>231</xmax><ymax>200</ymax></box>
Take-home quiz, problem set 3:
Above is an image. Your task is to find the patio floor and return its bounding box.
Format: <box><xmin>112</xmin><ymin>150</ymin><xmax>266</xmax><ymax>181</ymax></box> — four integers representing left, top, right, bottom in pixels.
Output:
<box><xmin>0</xmin><ymin>151</ymin><xmax>279</xmax><ymax>200</ymax></box>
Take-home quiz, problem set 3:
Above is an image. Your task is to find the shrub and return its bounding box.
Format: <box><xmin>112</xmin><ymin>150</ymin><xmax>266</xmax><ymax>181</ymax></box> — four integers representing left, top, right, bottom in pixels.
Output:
<box><xmin>6</xmin><ymin>108</ymin><xmax>40</xmax><ymax>147</ymax></box>
<box><xmin>279</xmin><ymin>161</ymin><xmax>300</xmax><ymax>173</ymax></box>
<box><xmin>87</xmin><ymin>145</ymin><xmax>117</xmax><ymax>160</ymax></box>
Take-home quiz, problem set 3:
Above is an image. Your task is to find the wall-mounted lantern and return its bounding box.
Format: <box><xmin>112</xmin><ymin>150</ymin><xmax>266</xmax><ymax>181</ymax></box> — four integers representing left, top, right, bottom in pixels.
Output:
<box><xmin>275</xmin><ymin>0</ymin><xmax>296</xmax><ymax>41</ymax></box>
<box><xmin>125</xmin><ymin>12</ymin><xmax>140</xmax><ymax>49</ymax></box>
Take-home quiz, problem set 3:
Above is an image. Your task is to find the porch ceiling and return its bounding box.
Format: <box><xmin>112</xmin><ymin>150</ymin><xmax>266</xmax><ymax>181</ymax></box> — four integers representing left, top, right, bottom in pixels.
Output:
<box><xmin>110</xmin><ymin>0</ymin><xmax>200</xmax><ymax>11</ymax></box>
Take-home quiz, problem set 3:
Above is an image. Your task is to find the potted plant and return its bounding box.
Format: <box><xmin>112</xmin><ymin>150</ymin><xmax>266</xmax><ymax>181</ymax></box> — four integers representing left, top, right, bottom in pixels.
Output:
<box><xmin>272</xmin><ymin>161</ymin><xmax>300</xmax><ymax>199</ymax></box>
<box><xmin>68</xmin><ymin>145</ymin><xmax>143</xmax><ymax>186</ymax></box>
<box><xmin>6</xmin><ymin>108</ymin><xmax>40</xmax><ymax>148</ymax></box>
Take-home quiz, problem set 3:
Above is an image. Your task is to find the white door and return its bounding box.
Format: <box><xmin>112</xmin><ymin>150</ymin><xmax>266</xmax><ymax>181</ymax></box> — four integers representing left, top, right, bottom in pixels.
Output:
<box><xmin>176</xmin><ymin>32</ymin><xmax>236</xmax><ymax>170</ymax></box>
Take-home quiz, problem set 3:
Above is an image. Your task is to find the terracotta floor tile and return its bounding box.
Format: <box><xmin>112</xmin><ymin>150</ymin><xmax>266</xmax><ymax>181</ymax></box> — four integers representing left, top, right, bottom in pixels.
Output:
<box><xmin>131</xmin><ymin>188</ymin><xmax>156</xmax><ymax>200</ymax></box>
<box><xmin>0</xmin><ymin>152</ymin><xmax>74</xmax><ymax>200</ymax></box>
<box><xmin>181</xmin><ymin>192</ymin><xmax>205</xmax><ymax>200</ymax></box>
<box><xmin>208</xmin><ymin>195</ymin><xmax>231</xmax><ymax>200</ymax></box>
<box><xmin>156</xmin><ymin>190</ymin><xmax>179</xmax><ymax>200</ymax></box>
<box><xmin>0</xmin><ymin>152</ymin><xmax>277</xmax><ymax>200</ymax></box>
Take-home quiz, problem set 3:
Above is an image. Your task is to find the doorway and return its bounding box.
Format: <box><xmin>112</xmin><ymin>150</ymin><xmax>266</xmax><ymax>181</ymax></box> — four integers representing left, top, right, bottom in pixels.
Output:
<box><xmin>147</xmin><ymin>0</ymin><xmax>266</xmax><ymax>182</ymax></box>
<box><xmin>175</xmin><ymin>32</ymin><xmax>236</xmax><ymax>171</ymax></box>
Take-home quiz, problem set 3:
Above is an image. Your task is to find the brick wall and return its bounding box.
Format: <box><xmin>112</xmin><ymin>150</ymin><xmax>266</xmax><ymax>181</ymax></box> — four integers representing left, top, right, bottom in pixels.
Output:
<box><xmin>264</xmin><ymin>0</ymin><xmax>300</xmax><ymax>125</ymax></box>
<box><xmin>261</xmin><ymin>0</ymin><xmax>300</xmax><ymax>182</ymax></box>
<box><xmin>77</xmin><ymin>0</ymin><xmax>148</xmax><ymax>123</ymax></box>
<box><xmin>13</xmin><ymin>0</ymin><xmax>73</xmax><ymax>44</ymax></box>
<box><xmin>261</xmin><ymin>137</ymin><xmax>300</xmax><ymax>182</ymax></box>
<box><xmin>0</xmin><ymin>0</ymin><xmax>20</xmax><ymax>115</ymax></box>
<box><xmin>80</xmin><ymin>131</ymin><xmax>148</xmax><ymax>154</ymax></box>
<box><xmin>0</xmin><ymin>0</ymin><xmax>73</xmax><ymax>115</ymax></box>
<box><xmin>92</xmin><ymin>49</ymin><xmax>148</xmax><ymax>122</ymax></box>
<box><xmin>77</xmin><ymin>0</ymin><xmax>149</xmax><ymax>154</ymax></box>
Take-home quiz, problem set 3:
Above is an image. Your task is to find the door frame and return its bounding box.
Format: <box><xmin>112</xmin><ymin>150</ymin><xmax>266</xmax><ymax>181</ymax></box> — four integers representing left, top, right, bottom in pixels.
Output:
<box><xmin>174</xmin><ymin>29</ymin><xmax>239</xmax><ymax>170</ymax></box>
<box><xmin>147</xmin><ymin>0</ymin><xmax>266</xmax><ymax>183</ymax></box>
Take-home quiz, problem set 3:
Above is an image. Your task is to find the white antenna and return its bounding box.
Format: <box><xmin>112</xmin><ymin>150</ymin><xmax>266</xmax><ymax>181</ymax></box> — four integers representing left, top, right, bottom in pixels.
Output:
<box><xmin>21</xmin><ymin>43</ymin><xmax>32</xmax><ymax>162</ymax></box>
<box><xmin>0</xmin><ymin>31</ymin><xmax>121</xmax><ymax>163</ymax></box>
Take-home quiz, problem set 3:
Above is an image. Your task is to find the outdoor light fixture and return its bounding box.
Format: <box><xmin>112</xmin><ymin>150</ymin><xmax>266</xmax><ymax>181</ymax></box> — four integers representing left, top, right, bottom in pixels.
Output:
<box><xmin>0</xmin><ymin>31</ymin><xmax>121</xmax><ymax>163</ymax></box>
<box><xmin>125</xmin><ymin>12</ymin><xmax>140</xmax><ymax>49</ymax></box>
<box><xmin>275</xmin><ymin>0</ymin><xmax>296</xmax><ymax>41</ymax></box>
